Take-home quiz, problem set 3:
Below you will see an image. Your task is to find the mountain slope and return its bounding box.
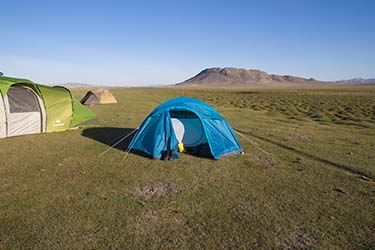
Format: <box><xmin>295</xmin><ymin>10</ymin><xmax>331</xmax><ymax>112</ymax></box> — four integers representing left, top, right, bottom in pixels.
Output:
<box><xmin>336</xmin><ymin>78</ymin><xmax>375</xmax><ymax>83</ymax></box>
<box><xmin>177</xmin><ymin>67</ymin><xmax>318</xmax><ymax>86</ymax></box>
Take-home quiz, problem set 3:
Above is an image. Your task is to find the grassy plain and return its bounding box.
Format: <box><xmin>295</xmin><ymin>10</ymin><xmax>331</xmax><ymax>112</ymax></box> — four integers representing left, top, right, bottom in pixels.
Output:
<box><xmin>0</xmin><ymin>86</ymin><xmax>374</xmax><ymax>249</ymax></box>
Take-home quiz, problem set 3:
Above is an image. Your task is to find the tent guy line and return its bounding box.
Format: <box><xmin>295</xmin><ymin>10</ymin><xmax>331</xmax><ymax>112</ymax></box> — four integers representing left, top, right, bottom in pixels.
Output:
<box><xmin>233</xmin><ymin>129</ymin><xmax>271</xmax><ymax>156</ymax></box>
<box><xmin>98</xmin><ymin>127</ymin><xmax>139</xmax><ymax>157</ymax></box>
<box><xmin>123</xmin><ymin>128</ymin><xmax>143</xmax><ymax>161</ymax></box>
<box><xmin>235</xmin><ymin>128</ymin><xmax>375</xmax><ymax>181</ymax></box>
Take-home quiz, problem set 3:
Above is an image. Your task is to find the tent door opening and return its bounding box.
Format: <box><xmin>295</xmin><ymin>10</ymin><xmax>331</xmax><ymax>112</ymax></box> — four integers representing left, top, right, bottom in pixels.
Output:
<box><xmin>4</xmin><ymin>85</ymin><xmax>46</xmax><ymax>137</ymax></box>
<box><xmin>170</xmin><ymin>110</ymin><xmax>211</xmax><ymax>157</ymax></box>
<box><xmin>80</xmin><ymin>91</ymin><xmax>98</xmax><ymax>105</ymax></box>
<box><xmin>170</xmin><ymin>110</ymin><xmax>204</xmax><ymax>146</ymax></box>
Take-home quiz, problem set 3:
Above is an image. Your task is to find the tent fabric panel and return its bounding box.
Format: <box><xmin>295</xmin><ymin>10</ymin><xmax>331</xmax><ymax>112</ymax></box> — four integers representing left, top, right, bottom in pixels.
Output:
<box><xmin>95</xmin><ymin>89</ymin><xmax>117</xmax><ymax>104</ymax></box>
<box><xmin>38</xmin><ymin>85</ymin><xmax>73</xmax><ymax>132</ymax></box>
<box><xmin>151</xmin><ymin>96</ymin><xmax>222</xmax><ymax>119</ymax></box>
<box><xmin>171</xmin><ymin>118</ymin><xmax>185</xmax><ymax>143</ymax></box>
<box><xmin>162</xmin><ymin>111</ymin><xmax>178</xmax><ymax>158</ymax></box>
<box><xmin>203</xmin><ymin>118</ymin><xmax>242</xmax><ymax>159</ymax></box>
<box><xmin>4</xmin><ymin>86</ymin><xmax>43</xmax><ymax>137</ymax></box>
<box><xmin>84</xmin><ymin>93</ymin><xmax>100</xmax><ymax>105</ymax></box>
<box><xmin>130</xmin><ymin>116</ymin><xmax>165</xmax><ymax>157</ymax></box>
<box><xmin>98</xmin><ymin>95</ymin><xmax>117</xmax><ymax>104</ymax></box>
<box><xmin>71</xmin><ymin>97</ymin><xmax>97</xmax><ymax>127</ymax></box>
<box><xmin>0</xmin><ymin>76</ymin><xmax>34</xmax><ymax>95</ymax></box>
<box><xmin>80</xmin><ymin>91</ymin><xmax>95</xmax><ymax>104</ymax></box>
<box><xmin>34</xmin><ymin>91</ymin><xmax>47</xmax><ymax>133</ymax></box>
<box><xmin>6</xmin><ymin>112</ymin><xmax>41</xmax><ymax>137</ymax></box>
<box><xmin>130</xmin><ymin>112</ymin><xmax>178</xmax><ymax>158</ymax></box>
<box><xmin>7</xmin><ymin>86</ymin><xmax>40</xmax><ymax>113</ymax></box>
<box><xmin>0</xmin><ymin>94</ymin><xmax>6</xmax><ymax>138</ymax></box>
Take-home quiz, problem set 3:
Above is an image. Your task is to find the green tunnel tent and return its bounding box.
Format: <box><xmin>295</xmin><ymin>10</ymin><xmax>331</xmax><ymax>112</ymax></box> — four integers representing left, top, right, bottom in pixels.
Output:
<box><xmin>0</xmin><ymin>76</ymin><xmax>97</xmax><ymax>138</ymax></box>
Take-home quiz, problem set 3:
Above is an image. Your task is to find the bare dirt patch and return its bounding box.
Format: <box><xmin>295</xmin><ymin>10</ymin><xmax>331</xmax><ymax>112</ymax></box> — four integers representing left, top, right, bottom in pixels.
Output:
<box><xmin>293</xmin><ymin>133</ymin><xmax>312</xmax><ymax>141</ymax></box>
<box><xmin>133</xmin><ymin>182</ymin><xmax>175</xmax><ymax>201</ymax></box>
<box><xmin>282</xmin><ymin>226</ymin><xmax>316</xmax><ymax>249</ymax></box>
<box><xmin>253</xmin><ymin>153</ymin><xmax>275</xmax><ymax>167</ymax></box>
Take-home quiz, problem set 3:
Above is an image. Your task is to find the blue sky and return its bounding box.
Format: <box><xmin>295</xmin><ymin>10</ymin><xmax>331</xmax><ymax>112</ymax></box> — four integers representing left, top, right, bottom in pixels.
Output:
<box><xmin>1</xmin><ymin>0</ymin><xmax>374</xmax><ymax>85</ymax></box>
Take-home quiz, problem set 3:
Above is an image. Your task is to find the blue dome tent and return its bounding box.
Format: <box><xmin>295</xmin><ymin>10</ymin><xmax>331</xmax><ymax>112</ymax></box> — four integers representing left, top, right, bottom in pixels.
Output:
<box><xmin>129</xmin><ymin>97</ymin><xmax>242</xmax><ymax>160</ymax></box>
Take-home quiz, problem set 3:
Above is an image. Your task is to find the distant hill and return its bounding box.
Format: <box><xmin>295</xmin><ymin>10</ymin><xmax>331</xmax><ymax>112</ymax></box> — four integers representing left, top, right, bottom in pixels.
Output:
<box><xmin>59</xmin><ymin>82</ymin><xmax>94</xmax><ymax>88</ymax></box>
<box><xmin>336</xmin><ymin>78</ymin><xmax>375</xmax><ymax>84</ymax></box>
<box><xmin>177</xmin><ymin>67</ymin><xmax>319</xmax><ymax>86</ymax></box>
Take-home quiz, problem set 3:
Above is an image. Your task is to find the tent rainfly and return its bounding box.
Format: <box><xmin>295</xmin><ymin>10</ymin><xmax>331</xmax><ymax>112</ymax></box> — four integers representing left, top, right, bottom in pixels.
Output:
<box><xmin>0</xmin><ymin>76</ymin><xmax>97</xmax><ymax>138</ymax></box>
<box><xmin>128</xmin><ymin>96</ymin><xmax>242</xmax><ymax>160</ymax></box>
<box><xmin>80</xmin><ymin>88</ymin><xmax>117</xmax><ymax>105</ymax></box>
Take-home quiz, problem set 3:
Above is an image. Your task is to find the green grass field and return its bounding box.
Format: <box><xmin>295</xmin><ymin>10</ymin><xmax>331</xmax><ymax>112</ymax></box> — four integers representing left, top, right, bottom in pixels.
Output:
<box><xmin>1</xmin><ymin>87</ymin><xmax>375</xmax><ymax>249</ymax></box>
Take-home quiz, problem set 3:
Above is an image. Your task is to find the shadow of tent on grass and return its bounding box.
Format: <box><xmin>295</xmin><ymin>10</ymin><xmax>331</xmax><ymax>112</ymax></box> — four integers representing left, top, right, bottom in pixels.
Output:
<box><xmin>81</xmin><ymin>127</ymin><xmax>215</xmax><ymax>160</ymax></box>
<box><xmin>81</xmin><ymin>127</ymin><xmax>153</xmax><ymax>158</ymax></box>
